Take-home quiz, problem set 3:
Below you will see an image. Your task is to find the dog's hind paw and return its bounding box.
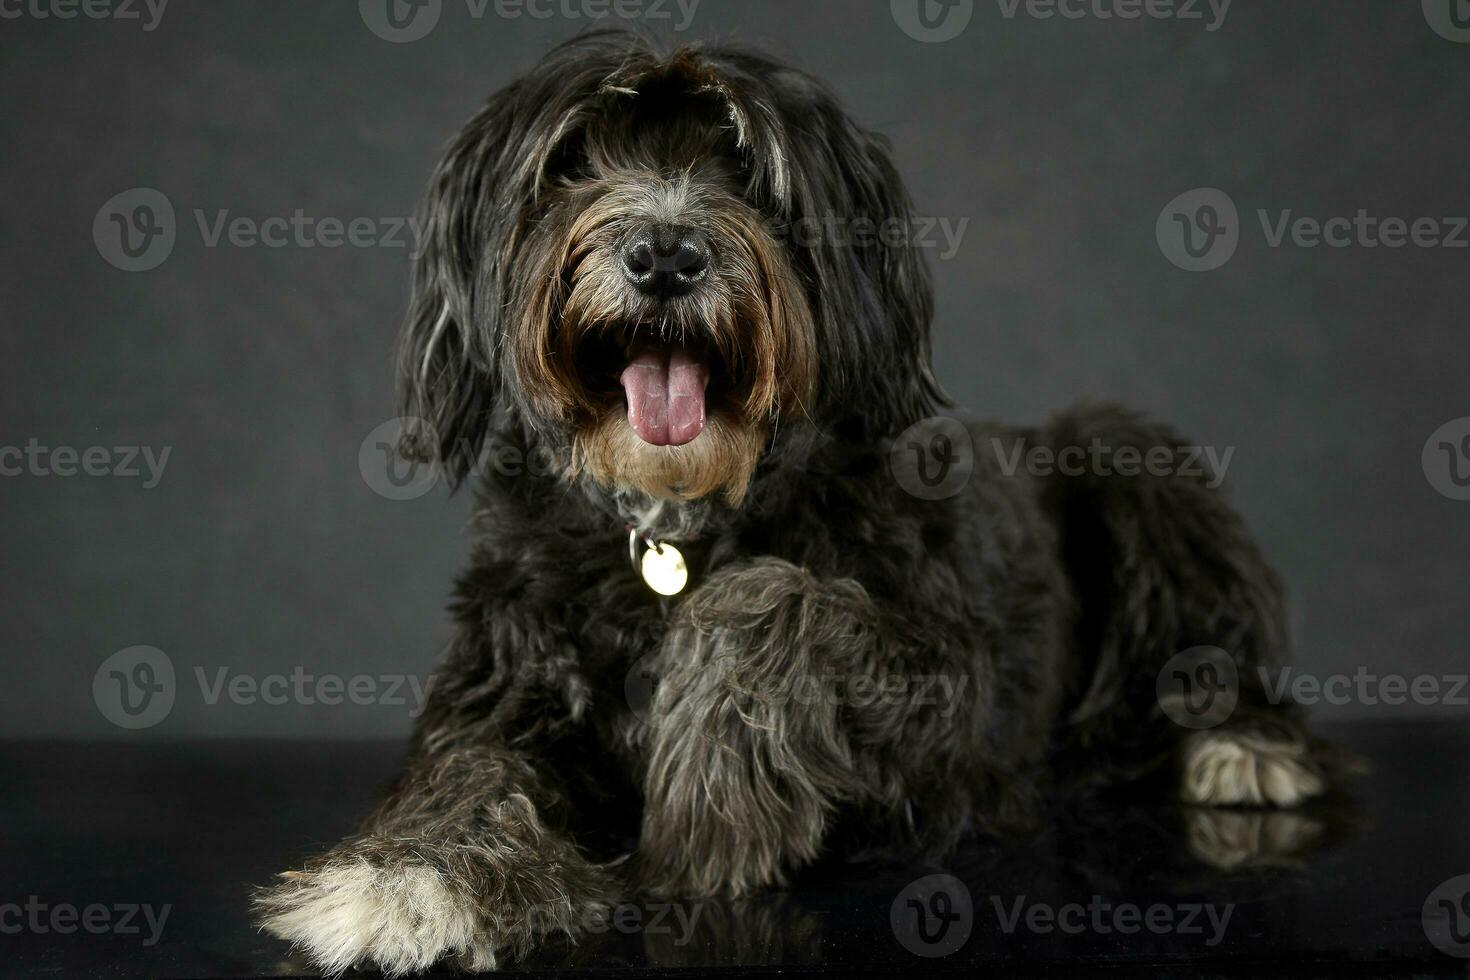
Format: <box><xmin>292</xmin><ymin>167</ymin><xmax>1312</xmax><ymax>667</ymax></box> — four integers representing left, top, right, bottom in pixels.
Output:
<box><xmin>1179</xmin><ymin>730</ymin><xmax>1326</xmax><ymax>807</ymax></box>
<box><xmin>255</xmin><ymin>855</ymin><xmax>496</xmax><ymax>977</ymax></box>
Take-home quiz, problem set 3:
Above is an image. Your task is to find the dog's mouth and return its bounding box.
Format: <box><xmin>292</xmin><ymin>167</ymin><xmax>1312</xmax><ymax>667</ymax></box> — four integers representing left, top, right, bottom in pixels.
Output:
<box><xmin>577</xmin><ymin>327</ymin><xmax>731</xmax><ymax>447</ymax></box>
<box><xmin>619</xmin><ymin>336</ymin><xmax>709</xmax><ymax>446</ymax></box>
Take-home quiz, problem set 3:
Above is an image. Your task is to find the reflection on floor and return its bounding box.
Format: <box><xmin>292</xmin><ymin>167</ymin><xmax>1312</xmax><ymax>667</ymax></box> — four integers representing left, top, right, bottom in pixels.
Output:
<box><xmin>2</xmin><ymin>720</ymin><xmax>1467</xmax><ymax>978</ymax></box>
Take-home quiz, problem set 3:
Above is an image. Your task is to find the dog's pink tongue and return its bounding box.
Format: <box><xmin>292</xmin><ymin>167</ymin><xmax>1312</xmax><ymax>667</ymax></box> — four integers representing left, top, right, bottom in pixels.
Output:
<box><xmin>620</xmin><ymin>341</ymin><xmax>708</xmax><ymax>446</ymax></box>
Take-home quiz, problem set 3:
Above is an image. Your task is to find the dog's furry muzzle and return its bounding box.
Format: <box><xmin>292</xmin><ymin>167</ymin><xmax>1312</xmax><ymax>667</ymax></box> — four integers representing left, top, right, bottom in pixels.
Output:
<box><xmin>510</xmin><ymin>172</ymin><xmax>816</xmax><ymax>504</ymax></box>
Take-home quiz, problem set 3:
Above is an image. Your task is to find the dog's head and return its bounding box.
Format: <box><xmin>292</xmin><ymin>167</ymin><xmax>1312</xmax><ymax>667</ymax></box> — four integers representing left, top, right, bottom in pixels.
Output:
<box><xmin>398</xmin><ymin>31</ymin><xmax>944</xmax><ymax>504</ymax></box>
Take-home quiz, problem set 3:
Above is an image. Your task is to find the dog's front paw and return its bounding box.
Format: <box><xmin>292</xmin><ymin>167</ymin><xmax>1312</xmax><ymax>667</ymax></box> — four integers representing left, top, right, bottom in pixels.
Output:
<box><xmin>640</xmin><ymin>558</ymin><xmax>877</xmax><ymax>896</ymax></box>
<box><xmin>256</xmin><ymin>847</ymin><xmax>496</xmax><ymax>977</ymax></box>
<box><xmin>257</xmin><ymin>821</ymin><xmax>619</xmax><ymax>976</ymax></box>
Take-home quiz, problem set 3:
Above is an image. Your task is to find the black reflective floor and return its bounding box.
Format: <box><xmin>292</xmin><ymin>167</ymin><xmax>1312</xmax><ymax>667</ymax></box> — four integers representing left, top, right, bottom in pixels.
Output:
<box><xmin>4</xmin><ymin>720</ymin><xmax>1468</xmax><ymax>978</ymax></box>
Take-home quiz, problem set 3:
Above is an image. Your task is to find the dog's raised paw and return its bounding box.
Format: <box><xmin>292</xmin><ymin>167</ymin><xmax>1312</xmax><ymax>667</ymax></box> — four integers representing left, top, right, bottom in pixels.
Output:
<box><xmin>1179</xmin><ymin>729</ymin><xmax>1326</xmax><ymax>807</ymax></box>
<box><xmin>256</xmin><ymin>856</ymin><xmax>496</xmax><ymax>977</ymax></box>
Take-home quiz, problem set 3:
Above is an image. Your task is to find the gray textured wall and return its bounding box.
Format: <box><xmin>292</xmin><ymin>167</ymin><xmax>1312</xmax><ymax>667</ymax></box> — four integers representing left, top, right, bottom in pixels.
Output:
<box><xmin>2</xmin><ymin>0</ymin><xmax>1467</xmax><ymax>738</ymax></box>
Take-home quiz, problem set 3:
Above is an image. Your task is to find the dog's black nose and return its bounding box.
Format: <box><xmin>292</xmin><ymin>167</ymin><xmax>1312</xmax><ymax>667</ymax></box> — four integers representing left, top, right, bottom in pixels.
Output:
<box><xmin>620</xmin><ymin>225</ymin><xmax>711</xmax><ymax>299</ymax></box>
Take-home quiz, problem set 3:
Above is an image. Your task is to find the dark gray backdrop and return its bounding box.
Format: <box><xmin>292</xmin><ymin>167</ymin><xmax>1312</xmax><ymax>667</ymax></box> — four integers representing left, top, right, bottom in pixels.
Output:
<box><xmin>3</xmin><ymin>0</ymin><xmax>1467</xmax><ymax>738</ymax></box>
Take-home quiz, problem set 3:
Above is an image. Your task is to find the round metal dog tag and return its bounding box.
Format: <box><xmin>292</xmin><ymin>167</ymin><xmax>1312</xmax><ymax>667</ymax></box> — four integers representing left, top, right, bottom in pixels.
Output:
<box><xmin>640</xmin><ymin>541</ymin><xmax>688</xmax><ymax>596</ymax></box>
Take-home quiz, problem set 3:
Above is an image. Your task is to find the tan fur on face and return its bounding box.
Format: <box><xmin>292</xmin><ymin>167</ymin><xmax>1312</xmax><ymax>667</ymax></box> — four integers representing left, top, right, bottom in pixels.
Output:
<box><xmin>572</xmin><ymin>406</ymin><xmax>766</xmax><ymax>504</ymax></box>
<box><xmin>509</xmin><ymin>170</ymin><xmax>816</xmax><ymax>503</ymax></box>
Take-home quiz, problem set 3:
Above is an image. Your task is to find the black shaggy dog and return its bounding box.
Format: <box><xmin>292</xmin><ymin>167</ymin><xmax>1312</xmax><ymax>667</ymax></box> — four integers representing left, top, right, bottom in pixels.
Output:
<box><xmin>258</xmin><ymin>32</ymin><xmax>1343</xmax><ymax>975</ymax></box>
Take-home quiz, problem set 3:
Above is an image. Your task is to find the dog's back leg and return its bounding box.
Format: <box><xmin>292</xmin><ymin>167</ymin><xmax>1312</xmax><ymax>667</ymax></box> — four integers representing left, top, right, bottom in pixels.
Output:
<box><xmin>1038</xmin><ymin>403</ymin><xmax>1353</xmax><ymax>808</ymax></box>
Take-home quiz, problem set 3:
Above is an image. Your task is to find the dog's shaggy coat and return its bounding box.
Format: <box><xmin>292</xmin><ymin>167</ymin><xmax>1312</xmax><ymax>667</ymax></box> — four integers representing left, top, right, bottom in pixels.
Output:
<box><xmin>257</xmin><ymin>32</ymin><xmax>1341</xmax><ymax>976</ymax></box>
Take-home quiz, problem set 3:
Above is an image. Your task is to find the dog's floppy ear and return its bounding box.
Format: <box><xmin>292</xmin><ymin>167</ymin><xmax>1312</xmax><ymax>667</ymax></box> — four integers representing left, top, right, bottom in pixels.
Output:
<box><xmin>396</xmin><ymin>34</ymin><xmax>663</xmax><ymax>486</ymax></box>
<box><xmin>759</xmin><ymin>71</ymin><xmax>949</xmax><ymax>437</ymax></box>
<box><xmin>395</xmin><ymin>93</ymin><xmax>529</xmax><ymax>488</ymax></box>
<box><xmin>843</xmin><ymin>126</ymin><xmax>949</xmax><ymax>433</ymax></box>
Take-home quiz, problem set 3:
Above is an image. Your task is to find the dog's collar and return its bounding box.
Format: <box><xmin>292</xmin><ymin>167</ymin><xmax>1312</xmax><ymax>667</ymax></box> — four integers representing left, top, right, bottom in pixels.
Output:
<box><xmin>627</xmin><ymin>526</ymin><xmax>688</xmax><ymax>596</ymax></box>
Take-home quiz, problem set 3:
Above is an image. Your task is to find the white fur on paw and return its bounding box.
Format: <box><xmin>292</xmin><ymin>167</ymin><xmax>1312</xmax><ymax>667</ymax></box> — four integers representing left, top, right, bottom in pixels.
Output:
<box><xmin>257</xmin><ymin>858</ymin><xmax>497</xmax><ymax>977</ymax></box>
<box><xmin>1180</xmin><ymin>731</ymin><xmax>1325</xmax><ymax>807</ymax></box>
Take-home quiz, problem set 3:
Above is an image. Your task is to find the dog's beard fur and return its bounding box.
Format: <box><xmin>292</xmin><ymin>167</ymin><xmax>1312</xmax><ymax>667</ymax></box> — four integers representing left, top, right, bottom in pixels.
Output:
<box><xmin>573</xmin><ymin>409</ymin><xmax>769</xmax><ymax>504</ymax></box>
<box><xmin>508</xmin><ymin>169</ymin><xmax>816</xmax><ymax>505</ymax></box>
